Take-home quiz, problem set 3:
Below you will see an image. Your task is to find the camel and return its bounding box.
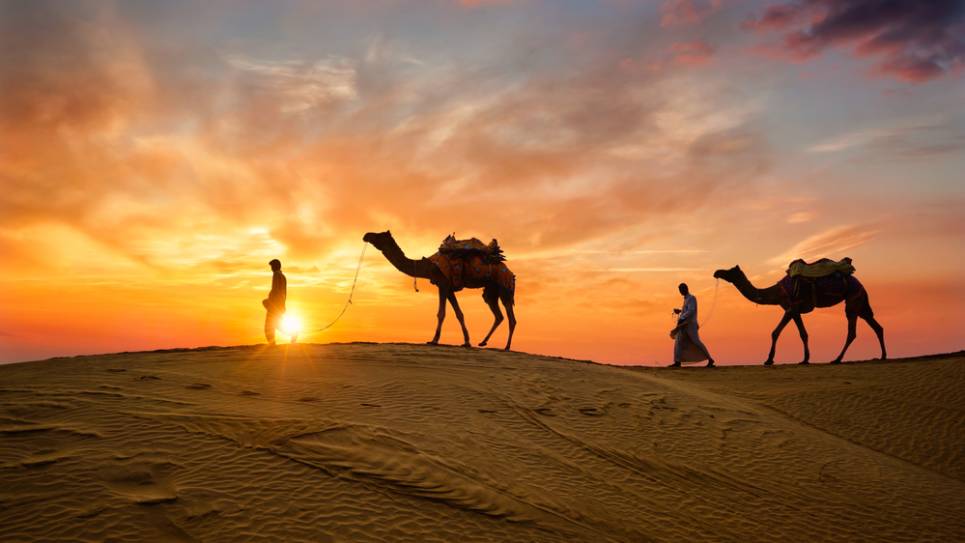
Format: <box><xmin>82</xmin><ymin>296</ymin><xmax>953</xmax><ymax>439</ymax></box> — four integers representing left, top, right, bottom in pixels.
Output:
<box><xmin>362</xmin><ymin>231</ymin><xmax>516</xmax><ymax>350</ymax></box>
<box><xmin>713</xmin><ymin>265</ymin><xmax>886</xmax><ymax>365</ymax></box>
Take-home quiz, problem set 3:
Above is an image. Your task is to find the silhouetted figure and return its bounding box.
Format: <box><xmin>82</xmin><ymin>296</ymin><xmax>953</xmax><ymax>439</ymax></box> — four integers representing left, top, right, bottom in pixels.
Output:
<box><xmin>262</xmin><ymin>259</ymin><xmax>289</xmax><ymax>345</ymax></box>
<box><xmin>669</xmin><ymin>283</ymin><xmax>715</xmax><ymax>368</ymax></box>
<box><xmin>714</xmin><ymin>262</ymin><xmax>885</xmax><ymax>365</ymax></box>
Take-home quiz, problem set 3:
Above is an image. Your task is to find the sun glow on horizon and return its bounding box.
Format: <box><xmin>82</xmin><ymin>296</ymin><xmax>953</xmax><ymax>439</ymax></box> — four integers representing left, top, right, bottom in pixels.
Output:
<box><xmin>281</xmin><ymin>313</ymin><xmax>303</xmax><ymax>341</ymax></box>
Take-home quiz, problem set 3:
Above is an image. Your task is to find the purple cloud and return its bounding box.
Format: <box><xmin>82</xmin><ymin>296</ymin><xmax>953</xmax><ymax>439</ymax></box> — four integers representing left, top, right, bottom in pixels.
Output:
<box><xmin>745</xmin><ymin>0</ymin><xmax>965</xmax><ymax>82</ymax></box>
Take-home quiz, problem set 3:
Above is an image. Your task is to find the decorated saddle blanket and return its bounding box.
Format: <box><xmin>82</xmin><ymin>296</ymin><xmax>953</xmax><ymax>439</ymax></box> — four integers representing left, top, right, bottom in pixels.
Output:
<box><xmin>428</xmin><ymin>252</ymin><xmax>515</xmax><ymax>293</ymax></box>
<box><xmin>786</xmin><ymin>257</ymin><xmax>855</xmax><ymax>278</ymax></box>
<box><xmin>778</xmin><ymin>273</ymin><xmax>864</xmax><ymax>310</ymax></box>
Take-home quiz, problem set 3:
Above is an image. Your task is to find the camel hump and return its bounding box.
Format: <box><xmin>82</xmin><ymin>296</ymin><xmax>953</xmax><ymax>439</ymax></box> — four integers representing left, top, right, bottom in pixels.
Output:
<box><xmin>787</xmin><ymin>257</ymin><xmax>854</xmax><ymax>278</ymax></box>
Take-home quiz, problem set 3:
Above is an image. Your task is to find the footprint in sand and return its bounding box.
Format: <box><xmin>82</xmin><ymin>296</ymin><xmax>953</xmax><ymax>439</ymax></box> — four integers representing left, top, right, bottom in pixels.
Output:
<box><xmin>185</xmin><ymin>383</ymin><xmax>211</xmax><ymax>390</ymax></box>
<box><xmin>137</xmin><ymin>375</ymin><xmax>161</xmax><ymax>381</ymax></box>
<box><xmin>477</xmin><ymin>408</ymin><xmax>497</xmax><ymax>414</ymax></box>
<box><xmin>299</xmin><ymin>397</ymin><xmax>320</xmax><ymax>403</ymax></box>
<box><xmin>360</xmin><ymin>403</ymin><xmax>381</xmax><ymax>408</ymax></box>
<box><xmin>578</xmin><ymin>407</ymin><xmax>606</xmax><ymax>417</ymax></box>
<box><xmin>534</xmin><ymin>407</ymin><xmax>556</xmax><ymax>417</ymax></box>
<box><xmin>106</xmin><ymin>368</ymin><xmax>126</xmax><ymax>373</ymax></box>
<box><xmin>239</xmin><ymin>390</ymin><xmax>261</xmax><ymax>397</ymax></box>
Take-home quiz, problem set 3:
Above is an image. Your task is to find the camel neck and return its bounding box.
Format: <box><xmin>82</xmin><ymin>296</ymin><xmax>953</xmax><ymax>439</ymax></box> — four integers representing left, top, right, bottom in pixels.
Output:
<box><xmin>732</xmin><ymin>271</ymin><xmax>783</xmax><ymax>305</ymax></box>
<box><xmin>380</xmin><ymin>237</ymin><xmax>434</xmax><ymax>279</ymax></box>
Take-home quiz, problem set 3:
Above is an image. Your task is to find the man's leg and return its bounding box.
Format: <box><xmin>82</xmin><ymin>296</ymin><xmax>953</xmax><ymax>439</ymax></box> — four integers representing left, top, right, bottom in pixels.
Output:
<box><xmin>682</xmin><ymin>322</ymin><xmax>715</xmax><ymax>367</ymax></box>
<box><xmin>669</xmin><ymin>332</ymin><xmax>683</xmax><ymax>367</ymax></box>
<box><xmin>265</xmin><ymin>310</ymin><xmax>277</xmax><ymax>345</ymax></box>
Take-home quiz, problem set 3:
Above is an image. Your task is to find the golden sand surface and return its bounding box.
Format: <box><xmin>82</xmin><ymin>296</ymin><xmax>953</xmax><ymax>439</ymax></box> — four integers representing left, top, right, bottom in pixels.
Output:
<box><xmin>1</xmin><ymin>344</ymin><xmax>962</xmax><ymax>542</ymax></box>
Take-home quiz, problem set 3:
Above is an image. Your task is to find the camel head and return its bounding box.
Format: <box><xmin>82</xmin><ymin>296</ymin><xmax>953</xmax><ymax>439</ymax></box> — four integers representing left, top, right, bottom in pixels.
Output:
<box><xmin>713</xmin><ymin>265</ymin><xmax>743</xmax><ymax>283</ymax></box>
<box><xmin>362</xmin><ymin>230</ymin><xmax>394</xmax><ymax>251</ymax></box>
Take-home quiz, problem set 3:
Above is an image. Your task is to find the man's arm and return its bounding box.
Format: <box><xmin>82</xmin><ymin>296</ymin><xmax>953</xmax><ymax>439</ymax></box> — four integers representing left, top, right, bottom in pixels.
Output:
<box><xmin>678</xmin><ymin>297</ymin><xmax>696</xmax><ymax>322</ymax></box>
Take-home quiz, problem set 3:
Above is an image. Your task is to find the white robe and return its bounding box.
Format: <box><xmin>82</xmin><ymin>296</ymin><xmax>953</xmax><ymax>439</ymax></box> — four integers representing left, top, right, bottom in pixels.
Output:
<box><xmin>674</xmin><ymin>294</ymin><xmax>712</xmax><ymax>363</ymax></box>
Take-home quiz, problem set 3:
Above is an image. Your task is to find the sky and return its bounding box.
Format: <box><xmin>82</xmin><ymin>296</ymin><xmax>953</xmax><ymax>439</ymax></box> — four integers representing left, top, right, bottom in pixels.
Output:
<box><xmin>1</xmin><ymin>0</ymin><xmax>963</xmax><ymax>365</ymax></box>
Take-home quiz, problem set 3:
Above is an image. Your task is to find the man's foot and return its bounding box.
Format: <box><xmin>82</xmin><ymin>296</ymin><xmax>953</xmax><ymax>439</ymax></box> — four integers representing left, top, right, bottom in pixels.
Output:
<box><xmin>667</xmin><ymin>362</ymin><xmax>681</xmax><ymax>368</ymax></box>
<box><xmin>705</xmin><ymin>359</ymin><xmax>716</xmax><ymax>368</ymax></box>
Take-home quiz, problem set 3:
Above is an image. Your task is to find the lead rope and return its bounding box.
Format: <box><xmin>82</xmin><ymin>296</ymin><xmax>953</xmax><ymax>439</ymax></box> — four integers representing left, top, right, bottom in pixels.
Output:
<box><xmin>669</xmin><ymin>278</ymin><xmax>720</xmax><ymax>327</ymax></box>
<box><xmin>699</xmin><ymin>278</ymin><xmax>720</xmax><ymax>328</ymax></box>
<box><xmin>413</xmin><ymin>259</ymin><xmax>419</xmax><ymax>292</ymax></box>
<box><xmin>309</xmin><ymin>243</ymin><xmax>367</xmax><ymax>334</ymax></box>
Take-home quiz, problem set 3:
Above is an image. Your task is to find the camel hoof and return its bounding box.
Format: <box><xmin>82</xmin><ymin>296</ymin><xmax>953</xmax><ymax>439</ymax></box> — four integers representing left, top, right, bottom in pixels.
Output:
<box><xmin>426</xmin><ymin>341</ymin><xmax>439</xmax><ymax>346</ymax></box>
<box><xmin>503</xmin><ymin>347</ymin><xmax>512</xmax><ymax>352</ymax></box>
<box><xmin>478</xmin><ymin>341</ymin><xmax>488</xmax><ymax>347</ymax></box>
<box><xmin>763</xmin><ymin>360</ymin><xmax>774</xmax><ymax>366</ymax></box>
<box><xmin>798</xmin><ymin>360</ymin><xmax>809</xmax><ymax>365</ymax></box>
<box><xmin>461</xmin><ymin>343</ymin><xmax>472</xmax><ymax>349</ymax></box>
<box><xmin>830</xmin><ymin>359</ymin><xmax>842</xmax><ymax>365</ymax></box>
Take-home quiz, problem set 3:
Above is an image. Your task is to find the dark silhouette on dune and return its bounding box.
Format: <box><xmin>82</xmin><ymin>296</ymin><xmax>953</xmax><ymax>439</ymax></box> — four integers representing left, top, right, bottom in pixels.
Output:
<box><xmin>262</xmin><ymin>259</ymin><xmax>291</xmax><ymax>345</ymax></box>
<box><xmin>363</xmin><ymin>231</ymin><xmax>516</xmax><ymax>350</ymax></box>
<box><xmin>714</xmin><ymin>265</ymin><xmax>886</xmax><ymax>365</ymax></box>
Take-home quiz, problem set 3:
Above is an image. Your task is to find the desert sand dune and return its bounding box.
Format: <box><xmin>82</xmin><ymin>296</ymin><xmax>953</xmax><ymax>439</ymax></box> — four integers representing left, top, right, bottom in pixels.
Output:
<box><xmin>1</xmin><ymin>344</ymin><xmax>962</xmax><ymax>542</ymax></box>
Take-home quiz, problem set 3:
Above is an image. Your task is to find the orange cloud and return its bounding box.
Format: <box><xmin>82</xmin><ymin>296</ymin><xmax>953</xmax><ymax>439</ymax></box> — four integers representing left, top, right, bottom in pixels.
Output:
<box><xmin>671</xmin><ymin>40</ymin><xmax>717</xmax><ymax>65</ymax></box>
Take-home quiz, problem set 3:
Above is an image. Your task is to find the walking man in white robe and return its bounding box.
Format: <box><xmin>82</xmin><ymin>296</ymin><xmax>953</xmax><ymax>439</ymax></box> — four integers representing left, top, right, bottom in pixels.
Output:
<box><xmin>670</xmin><ymin>283</ymin><xmax>715</xmax><ymax>368</ymax></box>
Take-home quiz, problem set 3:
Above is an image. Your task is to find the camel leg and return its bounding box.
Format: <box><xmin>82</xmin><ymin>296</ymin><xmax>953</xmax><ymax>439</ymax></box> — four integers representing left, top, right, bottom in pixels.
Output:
<box><xmin>503</xmin><ymin>297</ymin><xmax>516</xmax><ymax>351</ymax></box>
<box><xmin>428</xmin><ymin>288</ymin><xmax>446</xmax><ymax>345</ymax></box>
<box><xmin>446</xmin><ymin>291</ymin><xmax>472</xmax><ymax>347</ymax></box>
<box><xmin>831</xmin><ymin>314</ymin><xmax>858</xmax><ymax>364</ymax></box>
<box><xmin>765</xmin><ymin>312</ymin><xmax>793</xmax><ymax>366</ymax></box>
<box><xmin>792</xmin><ymin>313</ymin><xmax>810</xmax><ymax>364</ymax></box>
<box><xmin>479</xmin><ymin>298</ymin><xmax>503</xmax><ymax>347</ymax></box>
<box><xmin>861</xmin><ymin>313</ymin><xmax>886</xmax><ymax>360</ymax></box>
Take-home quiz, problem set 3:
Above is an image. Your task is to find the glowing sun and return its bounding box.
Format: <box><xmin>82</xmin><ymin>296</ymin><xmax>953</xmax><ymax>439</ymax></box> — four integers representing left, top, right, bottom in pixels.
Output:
<box><xmin>281</xmin><ymin>313</ymin><xmax>303</xmax><ymax>339</ymax></box>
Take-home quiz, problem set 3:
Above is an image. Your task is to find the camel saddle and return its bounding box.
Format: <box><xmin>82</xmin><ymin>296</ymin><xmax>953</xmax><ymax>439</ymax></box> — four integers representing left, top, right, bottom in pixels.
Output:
<box><xmin>786</xmin><ymin>257</ymin><xmax>855</xmax><ymax>278</ymax></box>
<box><xmin>438</xmin><ymin>234</ymin><xmax>506</xmax><ymax>263</ymax></box>
<box><xmin>780</xmin><ymin>257</ymin><xmax>860</xmax><ymax>311</ymax></box>
<box><xmin>429</xmin><ymin>236</ymin><xmax>514</xmax><ymax>293</ymax></box>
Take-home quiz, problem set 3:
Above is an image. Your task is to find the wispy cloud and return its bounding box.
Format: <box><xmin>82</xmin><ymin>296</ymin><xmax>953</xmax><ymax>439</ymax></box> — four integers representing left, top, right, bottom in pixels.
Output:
<box><xmin>599</xmin><ymin>267</ymin><xmax>703</xmax><ymax>273</ymax></box>
<box><xmin>769</xmin><ymin>224</ymin><xmax>877</xmax><ymax>266</ymax></box>
<box><xmin>661</xmin><ymin>0</ymin><xmax>723</xmax><ymax>27</ymax></box>
<box><xmin>224</xmin><ymin>54</ymin><xmax>357</xmax><ymax>113</ymax></box>
<box><xmin>807</xmin><ymin>116</ymin><xmax>965</xmax><ymax>156</ymax></box>
<box><xmin>786</xmin><ymin>211</ymin><xmax>815</xmax><ymax>224</ymax></box>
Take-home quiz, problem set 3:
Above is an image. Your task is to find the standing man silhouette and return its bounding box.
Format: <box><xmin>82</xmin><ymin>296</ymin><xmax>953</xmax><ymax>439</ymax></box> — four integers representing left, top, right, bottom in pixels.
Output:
<box><xmin>670</xmin><ymin>283</ymin><xmax>715</xmax><ymax>368</ymax></box>
<box><xmin>263</xmin><ymin>259</ymin><xmax>289</xmax><ymax>345</ymax></box>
